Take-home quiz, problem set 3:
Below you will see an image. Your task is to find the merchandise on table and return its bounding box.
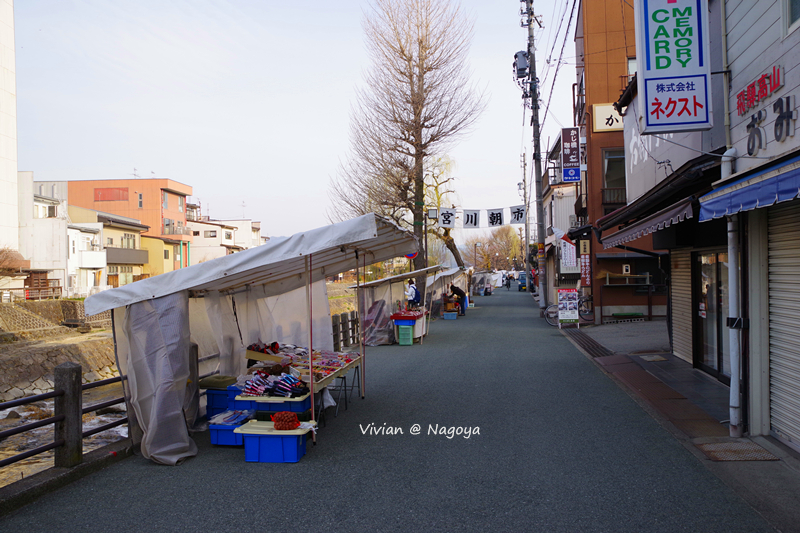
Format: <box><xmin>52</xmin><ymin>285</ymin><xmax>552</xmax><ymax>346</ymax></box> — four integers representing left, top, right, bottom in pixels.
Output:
<box><xmin>243</xmin><ymin>342</ymin><xmax>361</xmax><ymax>390</ymax></box>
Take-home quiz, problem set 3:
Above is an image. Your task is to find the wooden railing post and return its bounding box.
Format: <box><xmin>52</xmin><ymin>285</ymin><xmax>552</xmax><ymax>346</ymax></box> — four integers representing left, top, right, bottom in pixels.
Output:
<box><xmin>340</xmin><ymin>312</ymin><xmax>350</xmax><ymax>347</ymax></box>
<box><xmin>332</xmin><ymin>314</ymin><xmax>341</xmax><ymax>351</ymax></box>
<box><xmin>54</xmin><ymin>362</ymin><xmax>82</xmax><ymax>468</ymax></box>
<box><xmin>350</xmin><ymin>311</ymin><xmax>359</xmax><ymax>344</ymax></box>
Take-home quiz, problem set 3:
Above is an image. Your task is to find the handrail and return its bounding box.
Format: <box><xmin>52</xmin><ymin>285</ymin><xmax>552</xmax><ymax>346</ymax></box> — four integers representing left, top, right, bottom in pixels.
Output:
<box><xmin>0</xmin><ymin>415</ymin><xmax>65</xmax><ymax>440</ymax></box>
<box><xmin>0</xmin><ymin>440</ymin><xmax>65</xmax><ymax>469</ymax></box>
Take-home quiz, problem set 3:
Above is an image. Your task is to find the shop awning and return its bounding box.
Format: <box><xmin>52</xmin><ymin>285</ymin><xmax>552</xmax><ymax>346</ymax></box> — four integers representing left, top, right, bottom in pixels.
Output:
<box><xmin>85</xmin><ymin>214</ymin><xmax>418</xmax><ymax>315</ymax></box>
<box><xmin>700</xmin><ymin>155</ymin><xmax>800</xmax><ymax>221</ymax></box>
<box><xmin>602</xmin><ymin>198</ymin><xmax>694</xmax><ymax>249</ymax></box>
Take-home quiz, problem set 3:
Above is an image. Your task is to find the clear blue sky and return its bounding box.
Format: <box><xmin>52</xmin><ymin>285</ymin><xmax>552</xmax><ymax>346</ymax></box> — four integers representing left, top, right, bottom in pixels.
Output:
<box><xmin>14</xmin><ymin>0</ymin><xmax>575</xmax><ymax>238</ymax></box>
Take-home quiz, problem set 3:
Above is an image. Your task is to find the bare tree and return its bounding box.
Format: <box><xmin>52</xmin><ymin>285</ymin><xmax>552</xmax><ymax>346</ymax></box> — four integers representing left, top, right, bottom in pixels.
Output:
<box><xmin>329</xmin><ymin>0</ymin><xmax>484</xmax><ymax>280</ymax></box>
<box><xmin>0</xmin><ymin>247</ymin><xmax>25</xmax><ymax>282</ymax></box>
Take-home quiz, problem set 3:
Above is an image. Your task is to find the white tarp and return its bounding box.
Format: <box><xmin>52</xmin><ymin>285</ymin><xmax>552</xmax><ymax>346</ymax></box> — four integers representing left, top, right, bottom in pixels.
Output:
<box><xmin>87</xmin><ymin>214</ymin><xmax>418</xmax><ymax>465</ymax></box>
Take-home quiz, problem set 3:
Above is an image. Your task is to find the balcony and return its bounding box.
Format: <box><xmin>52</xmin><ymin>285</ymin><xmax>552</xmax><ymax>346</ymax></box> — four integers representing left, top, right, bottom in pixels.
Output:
<box><xmin>601</xmin><ymin>188</ymin><xmax>627</xmax><ymax>206</ymax></box>
<box><xmin>161</xmin><ymin>225</ymin><xmax>193</xmax><ymax>236</ymax></box>
<box><xmin>106</xmin><ymin>247</ymin><xmax>149</xmax><ymax>265</ymax></box>
<box><xmin>78</xmin><ymin>250</ymin><xmax>106</xmax><ymax>269</ymax></box>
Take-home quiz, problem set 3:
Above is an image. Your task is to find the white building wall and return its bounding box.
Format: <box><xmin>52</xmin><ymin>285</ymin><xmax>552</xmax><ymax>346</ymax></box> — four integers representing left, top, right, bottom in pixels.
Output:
<box><xmin>0</xmin><ymin>0</ymin><xmax>18</xmax><ymax>252</ymax></box>
<box><xmin>727</xmin><ymin>1</ymin><xmax>800</xmax><ymax>174</ymax></box>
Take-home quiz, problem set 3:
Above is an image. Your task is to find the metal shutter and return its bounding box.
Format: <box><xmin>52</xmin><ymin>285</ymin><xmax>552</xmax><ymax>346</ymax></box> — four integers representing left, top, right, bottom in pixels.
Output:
<box><xmin>671</xmin><ymin>249</ymin><xmax>693</xmax><ymax>363</ymax></box>
<box><xmin>768</xmin><ymin>201</ymin><xmax>800</xmax><ymax>451</ymax></box>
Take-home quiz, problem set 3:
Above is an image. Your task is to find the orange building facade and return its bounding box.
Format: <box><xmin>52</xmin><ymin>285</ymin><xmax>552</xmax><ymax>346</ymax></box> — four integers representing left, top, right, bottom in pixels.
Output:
<box><xmin>572</xmin><ymin>0</ymin><xmax>667</xmax><ymax>321</ymax></box>
<box><xmin>67</xmin><ymin>179</ymin><xmax>193</xmax><ymax>269</ymax></box>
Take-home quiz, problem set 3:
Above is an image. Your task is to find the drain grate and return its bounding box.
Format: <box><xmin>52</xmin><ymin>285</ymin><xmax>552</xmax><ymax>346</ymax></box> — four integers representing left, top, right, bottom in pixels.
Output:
<box><xmin>563</xmin><ymin>329</ymin><xmax>615</xmax><ymax>358</ymax></box>
<box><xmin>695</xmin><ymin>441</ymin><xmax>779</xmax><ymax>461</ymax></box>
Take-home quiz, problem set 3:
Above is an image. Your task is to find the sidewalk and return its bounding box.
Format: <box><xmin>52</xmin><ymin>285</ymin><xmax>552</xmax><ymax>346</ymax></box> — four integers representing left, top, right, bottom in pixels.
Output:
<box><xmin>563</xmin><ymin>320</ymin><xmax>800</xmax><ymax>533</ymax></box>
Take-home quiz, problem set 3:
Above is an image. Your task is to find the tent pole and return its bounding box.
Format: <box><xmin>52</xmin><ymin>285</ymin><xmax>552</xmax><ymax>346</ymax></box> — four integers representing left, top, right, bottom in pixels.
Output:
<box><xmin>306</xmin><ymin>254</ymin><xmax>316</xmax><ymax>442</ymax></box>
<box><xmin>360</xmin><ymin>252</ymin><xmax>366</xmax><ymax>399</ymax></box>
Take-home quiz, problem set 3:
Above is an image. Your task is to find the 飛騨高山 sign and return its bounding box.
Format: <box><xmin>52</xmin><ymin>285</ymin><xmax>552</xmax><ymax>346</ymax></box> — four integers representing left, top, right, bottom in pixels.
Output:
<box><xmin>634</xmin><ymin>0</ymin><xmax>712</xmax><ymax>133</ymax></box>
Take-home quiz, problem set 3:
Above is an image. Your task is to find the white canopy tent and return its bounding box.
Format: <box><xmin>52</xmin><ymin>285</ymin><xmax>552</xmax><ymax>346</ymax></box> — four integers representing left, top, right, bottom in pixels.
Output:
<box><xmin>355</xmin><ymin>265</ymin><xmax>469</xmax><ymax>345</ymax></box>
<box><xmin>86</xmin><ymin>214</ymin><xmax>418</xmax><ymax>465</ymax></box>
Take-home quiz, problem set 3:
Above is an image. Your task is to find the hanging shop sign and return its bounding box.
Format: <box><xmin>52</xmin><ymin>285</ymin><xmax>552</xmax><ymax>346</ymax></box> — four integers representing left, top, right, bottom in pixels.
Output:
<box><xmin>561</xmin><ymin>127</ymin><xmax>581</xmax><ymax>182</ymax></box>
<box><xmin>634</xmin><ymin>0</ymin><xmax>713</xmax><ymax>133</ymax></box>
<box><xmin>463</xmin><ymin>209</ymin><xmax>480</xmax><ymax>228</ymax></box>
<box><xmin>593</xmin><ymin>104</ymin><xmax>625</xmax><ymax>132</ymax></box>
<box><xmin>558</xmin><ymin>288</ymin><xmax>579</xmax><ymax>326</ymax></box>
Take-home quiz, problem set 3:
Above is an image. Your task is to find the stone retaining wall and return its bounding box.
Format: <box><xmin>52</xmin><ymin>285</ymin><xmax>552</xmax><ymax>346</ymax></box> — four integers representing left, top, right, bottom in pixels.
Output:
<box><xmin>0</xmin><ymin>337</ymin><xmax>117</xmax><ymax>402</ymax></box>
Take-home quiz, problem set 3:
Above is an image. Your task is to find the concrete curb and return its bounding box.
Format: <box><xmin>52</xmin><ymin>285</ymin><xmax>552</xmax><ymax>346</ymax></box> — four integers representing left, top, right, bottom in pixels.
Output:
<box><xmin>0</xmin><ymin>439</ymin><xmax>133</xmax><ymax>517</ymax></box>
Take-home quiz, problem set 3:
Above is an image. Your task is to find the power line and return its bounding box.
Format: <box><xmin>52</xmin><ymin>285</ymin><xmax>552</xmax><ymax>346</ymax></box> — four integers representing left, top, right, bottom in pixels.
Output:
<box><xmin>539</xmin><ymin>0</ymin><xmax>578</xmax><ymax>136</ymax></box>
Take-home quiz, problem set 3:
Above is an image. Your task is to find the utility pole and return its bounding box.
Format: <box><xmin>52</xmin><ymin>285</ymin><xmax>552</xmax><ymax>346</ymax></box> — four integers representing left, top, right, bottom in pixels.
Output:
<box><xmin>523</xmin><ymin>0</ymin><xmax>547</xmax><ymax>308</ymax></box>
<box><xmin>520</xmin><ymin>153</ymin><xmax>530</xmax><ymax>295</ymax></box>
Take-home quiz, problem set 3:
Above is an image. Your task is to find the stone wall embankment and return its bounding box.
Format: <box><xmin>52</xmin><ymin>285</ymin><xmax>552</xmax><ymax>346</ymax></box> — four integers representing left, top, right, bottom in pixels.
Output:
<box><xmin>0</xmin><ymin>336</ymin><xmax>117</xmax><ymax>402</ymax></box>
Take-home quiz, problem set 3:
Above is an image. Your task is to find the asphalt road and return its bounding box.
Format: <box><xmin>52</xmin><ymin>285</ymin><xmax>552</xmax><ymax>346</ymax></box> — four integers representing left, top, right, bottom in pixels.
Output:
<box><xmin>0</xmin><ymin>289</ymin><xmax>774</xmax><ymax>532</ymax></box>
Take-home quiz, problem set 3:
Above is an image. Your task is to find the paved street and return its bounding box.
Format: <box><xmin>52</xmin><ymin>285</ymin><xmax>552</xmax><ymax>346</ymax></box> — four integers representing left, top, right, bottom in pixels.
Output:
<box><xmin>0</xmin><ymin>289</ymin><xmax>774</xmax><ymax>532</ymax></box>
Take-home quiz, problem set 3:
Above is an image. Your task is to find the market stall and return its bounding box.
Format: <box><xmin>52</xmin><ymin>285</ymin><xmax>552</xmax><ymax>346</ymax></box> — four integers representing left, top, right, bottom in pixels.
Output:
<box><xmin>85</xmin><ymin>214</ymin><xmax>418</xmax><ymax>465</ymax></box>
<box><xmin>357</xmin><ymin>265</ymin><xmax>443</xmax><ymax>345</ymax></box>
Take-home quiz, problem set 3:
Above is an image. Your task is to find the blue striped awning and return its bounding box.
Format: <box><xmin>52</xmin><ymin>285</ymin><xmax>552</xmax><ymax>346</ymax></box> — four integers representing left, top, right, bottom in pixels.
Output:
<box><xmin>699</xmin><ymin>155</ymin><xmax>800</xmax><ymax>221</ymax></box>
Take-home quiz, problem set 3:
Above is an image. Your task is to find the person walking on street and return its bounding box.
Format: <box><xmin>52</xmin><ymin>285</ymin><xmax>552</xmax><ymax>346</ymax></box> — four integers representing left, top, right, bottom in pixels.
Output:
<box><xmin>405</xmin><ymin>279</ymin><xmax>421</xmax><ymax>309</ymax></box>
<box><xmin>450</xmin><ymin>283</ymin><xmax>467</xmax><ymax>316</ymax></box>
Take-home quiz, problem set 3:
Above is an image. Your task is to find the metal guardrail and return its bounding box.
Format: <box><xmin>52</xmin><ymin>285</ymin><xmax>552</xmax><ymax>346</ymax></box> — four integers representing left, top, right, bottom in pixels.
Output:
<box><xmin>0</xmin><ymin>367</ymin><xmax>126</xmax><ymax>469</ymax></box>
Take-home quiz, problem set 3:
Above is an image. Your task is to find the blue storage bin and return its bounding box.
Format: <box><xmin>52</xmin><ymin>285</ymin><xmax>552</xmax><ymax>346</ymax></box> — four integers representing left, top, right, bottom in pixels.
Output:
<box><xmin>226</xmin><ymin>385</ymin><xmax>243</xmax><ymax>410</ymax></box>
<box><xmin>233</xmin><ymin>393</ymin><xmax>312</xmax><ymax>412</ymax></box>
<box><xmin>443</xmin><ymin>312</ymin><xmax>458</xmax><ymax>320</ymax></box>
<box><xmin>394</xmin><ymin>319</ymin><xmax>416</xmax><ymax>326</ymax></box>
<box><xmin>206</xmin><ymin>389</ymin><xmax>229</xmax><ymax>418</ymax></box>
<box><xmin>243</xmin><ymin>433</ymin><xmax>307</xmax><ymax>463</ymax></box>
<box><xmin>209</xmin><ymin>424</ymin><xmax>244</xmax><ymax>446</ymax></box>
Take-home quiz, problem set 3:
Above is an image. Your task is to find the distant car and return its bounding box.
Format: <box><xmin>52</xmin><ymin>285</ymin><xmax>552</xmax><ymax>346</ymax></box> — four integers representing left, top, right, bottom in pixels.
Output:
<box><xmin>518</xmin><ymin>273</ymin><xmax>527</xmax><ymax>291</ymax></box>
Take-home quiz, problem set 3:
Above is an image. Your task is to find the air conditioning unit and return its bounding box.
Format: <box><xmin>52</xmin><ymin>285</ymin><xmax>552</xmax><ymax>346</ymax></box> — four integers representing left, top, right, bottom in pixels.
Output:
<box><xmin>568</xmin><ymin>215</ymin><xmax>577</xmax><ymax>228</ymax></box>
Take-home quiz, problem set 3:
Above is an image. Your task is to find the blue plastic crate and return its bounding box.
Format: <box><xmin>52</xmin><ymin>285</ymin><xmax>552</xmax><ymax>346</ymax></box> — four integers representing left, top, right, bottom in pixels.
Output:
<box><xmin>443</xmin><ymin>312</ymin><xmax>458</xmax><ymax>320</ymax></box>
<box><xmin>226</xmin><ymin>385</ymin><xmax>243</xmax><ymax>410</ymax></box>
<box><xmin>233</xmin><ymin>394</ymin><xmax>312</xmax><ymax>412</ymax></box>
<box><xmin>243</xmin><ymin>433</ymin><xmax>307</xmax><ymax>463</ymax></box>
<box><xmin>394</xmin><ymin>319</ymin><xmax>416</xmax><ymax>326</ymax></box>
<box><xmin>209</xmin><ymin>424</ymin><xmax>244</xmax><ymax>446</ymax></box>
<box><xmin>206</xmin><ymin>389</ymin><xmax>229</xmax><ymax>418</ymax></box>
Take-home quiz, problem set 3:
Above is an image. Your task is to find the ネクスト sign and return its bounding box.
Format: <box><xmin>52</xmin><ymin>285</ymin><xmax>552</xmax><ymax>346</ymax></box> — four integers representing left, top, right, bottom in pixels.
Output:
<box><xmin>634</xmin><ymin>0</ymin><xmax>713</xmax><ymax>133</ymax></box>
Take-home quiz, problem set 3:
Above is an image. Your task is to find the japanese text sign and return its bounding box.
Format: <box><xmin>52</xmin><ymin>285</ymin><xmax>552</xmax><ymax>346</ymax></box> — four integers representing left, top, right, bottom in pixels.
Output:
<box><xmin>487</xmin><ymin>209</ymin><xmax>504</xmax><ymax>227</ymax></box>
<box><xmin>561</xmin><ymin>127</ymin><xmax>581</xmax><ymax>182</ymax></box>
<box><xmin>438</xmin><ymin>208</ymin><xmax>456</xmax><ymax>229</ymax></box>
<box><xmin>463</xmin><ymin>210</ymin><xmax>480</xmax><ymax>228</ymax></box>
<box><xmin>634</xmin><ymin>0</ymin><xmax>712</xmax><ymax>133</ymax></box>
<box><xmin>510</xmin><ymin>205</ymin><xmax>526</xmax><ymax>224</ymax></box>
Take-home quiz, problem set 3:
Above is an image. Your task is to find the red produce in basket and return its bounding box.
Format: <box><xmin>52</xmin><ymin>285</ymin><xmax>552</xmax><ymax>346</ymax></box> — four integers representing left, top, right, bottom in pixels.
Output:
<box><xmin>271</xmin><ymin>411</ymin><xmax>300</xmax><ymax>430</ymax></box>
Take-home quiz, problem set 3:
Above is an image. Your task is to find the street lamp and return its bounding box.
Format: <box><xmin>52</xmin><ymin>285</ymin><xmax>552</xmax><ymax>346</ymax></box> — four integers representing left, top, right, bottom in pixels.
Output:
<box><xmin>494</xmin><ymin>252</ymin><xmax>498</xmax><ymax>271</ymax></box>
<box><xmin>474</xmin><ymin>242</ymin><xmax>482</xmax><ymax>269</ymax></box>
<box><xmin>425</xmin><ymin>208</ymin><xmax>438</xmax><ymax>268</ymax></box>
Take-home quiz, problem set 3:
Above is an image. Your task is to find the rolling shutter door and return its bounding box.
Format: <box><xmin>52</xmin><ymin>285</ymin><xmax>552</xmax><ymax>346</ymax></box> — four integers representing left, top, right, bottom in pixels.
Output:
<box><xmin>671</xmin><ymin>249</ymin><xmax>693</xmax><ymax>364</ymax></box>
<box><xmin>768</xmin><ymin>201</ymin><xmax>800</xmax><ymax>451</ymax></box>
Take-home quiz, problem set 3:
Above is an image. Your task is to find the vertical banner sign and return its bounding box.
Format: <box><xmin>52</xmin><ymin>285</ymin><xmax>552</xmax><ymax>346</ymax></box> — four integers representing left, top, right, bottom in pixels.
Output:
<box><xmin>439</xmin><ymin>208</ymin><xmax>456</xmax><ymax>228</ymax></box>
<box><xmin>509</xmin><ymin>205</ymin><xmax>526</xmax><ymax>224</ymax></box>
<box><xmin>463</xmin><ymin>210</ymin><xmax>480</xmax><ymax>228</ymax></box>
<box><xmin>561</xmin><ymin>127</ymin><xmax>581</xmax><ymax>182</ymax></box>
<box><xmin>634</xmin><ymin>0</ymin><xmax>712</xmax><ymax>133</ymax></box>
<box><xmin>558</xmin><ymin>288</ymin><xmax>579</xmax><ymax>325</ymax></box>
<box><xmin>580</xmin><ymin>240</ymin><xmax>592</xmax><ymax>287</ymax></box>
<box><xmin>560</xmin><ymin>240</ymin><xmax>577</xmax><ymax>268</ymax></box>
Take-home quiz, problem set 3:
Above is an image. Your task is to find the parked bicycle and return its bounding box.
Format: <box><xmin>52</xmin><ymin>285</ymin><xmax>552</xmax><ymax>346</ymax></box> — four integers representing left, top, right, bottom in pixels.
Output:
<box><xmin>544</xmin><ymin>295</ymin><xmax>593</xmax><ymax>326</ymax></box>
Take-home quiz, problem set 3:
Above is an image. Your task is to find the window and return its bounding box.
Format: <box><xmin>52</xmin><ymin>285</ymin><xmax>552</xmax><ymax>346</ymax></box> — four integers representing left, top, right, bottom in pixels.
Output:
<box><xmin>107</xmin><ymin>237</ymin><xmax>113</xmax><ymax>246</ymax></box>
<box><xmin>603</xmin><ymin>150</ymin><xmax>626</xmax><ymax>189</ymax></box>
<box><xmin>179</xmin><ymin>197</ymin><xmax>184</xmax><ymax>213</ymax></box>
<box><xmin>71</xmin><ymin>240</ymin><xmax>75</xmax><ymax>257</ymax></box>
<box><xmin>94</xmin><ymin>188</ymin><xmax>129</xmax><ymax>201</ymax></box>
<box><xmin>204</xmin><ymin>230</ymin><xmax>217</xmax><ymax>238</ymax></box>
<box><xmin>122</xmin><ymin>233</ymin><xmax>136</xmax><ymax>249</ymax></box>
<box><xmin>162</xmin><ymin>191</ymin><xmax>168</xmax><ymax>209</ymax></box>
<box><xmin>138</xmin><ymin>193</ymin><xmax>143</xmax><ymax>208</ymax></box>
<box><xmin>193</xmin><ymin>231</ymin><xmax>200</xmax><ymax>236</ymax></box>
<box><xmin>627</xmin><ymin>57</ymin><xmax>637</xmax><ymax>81</ymax></box>
<box><xmin>164</xmin><ymin>250</ymin><xmax>170</xmax><ymax>260</ymax></box>
<box><xmin>47</xmin><ymin>205</ymin><xmax>57</xmax><ymax>218</ymax></box>
<box><xmin>225</xmin><ymin>231</ymin><xmax>232</xmax><ymax>240</ymax></box>
<box><xmin>108</xmin><ymin>266</ymin><xmax>118</xmax><ymax>274</ymax></box>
